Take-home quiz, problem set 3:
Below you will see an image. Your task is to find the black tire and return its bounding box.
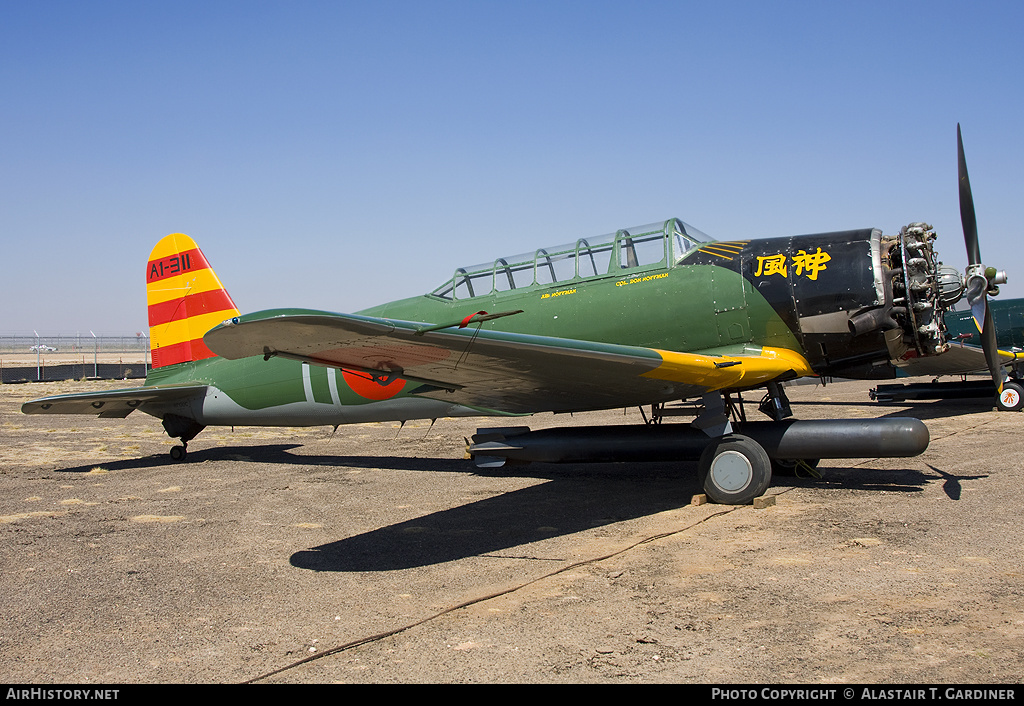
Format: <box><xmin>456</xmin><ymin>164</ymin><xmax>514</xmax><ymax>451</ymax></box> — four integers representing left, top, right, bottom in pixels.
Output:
<box><xmin>698</xmin><ymin>434</ymin><xmax>772</xmax><ymax>505</ymax></box>
<box><xmin>169</xmin><ymin>445</ymin><xmax>187</xmax><ymax>462</ymax></box>
<box><xmin>996</xmin><ymin>382</ymin><xmax>1024</xmax><ymax>412</ymax></box>
<box><xmin>771</xmin><ymin>457</ymin><xmax>821</xmax><ymax>478</ymax></box>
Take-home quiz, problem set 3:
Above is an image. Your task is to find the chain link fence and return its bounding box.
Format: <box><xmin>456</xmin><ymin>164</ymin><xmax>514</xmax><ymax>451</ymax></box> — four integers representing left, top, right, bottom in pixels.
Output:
<box><xmin>0</xmin><ymin>333</ymin><xmax>150</xmax><ymax>383</ymax></box>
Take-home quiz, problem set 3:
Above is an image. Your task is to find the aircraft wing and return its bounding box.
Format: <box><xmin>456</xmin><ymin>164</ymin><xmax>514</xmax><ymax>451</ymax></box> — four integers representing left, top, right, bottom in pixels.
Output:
<box><xmin>21</xmin><ymin>385</ymin><xmax>208</xmax><ymax>419</ymax></box>
<box><xmin>895</xmin><ymin>342</ymin><xmax>1021</xmax><ymax>378</ymax></box>
<box><xmin>204</xmin><ymin>309</ymin><xmax>815</xmax><ymax>413</ymax></box>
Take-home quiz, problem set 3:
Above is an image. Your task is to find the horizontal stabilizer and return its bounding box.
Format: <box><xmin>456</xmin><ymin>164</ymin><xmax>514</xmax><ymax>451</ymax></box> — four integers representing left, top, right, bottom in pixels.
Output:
<box><xmin>22</xmin><ymin>384</ymin><xmax>208</xmax><ymax>417</ymax></box>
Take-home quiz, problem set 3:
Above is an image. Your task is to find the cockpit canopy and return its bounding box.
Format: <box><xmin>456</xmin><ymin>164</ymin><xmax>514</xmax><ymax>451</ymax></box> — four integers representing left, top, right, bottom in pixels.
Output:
<box><xmin>430</xmin><ymin>218</ymin><xmax>711</xmax><ymax>300</ymax></box>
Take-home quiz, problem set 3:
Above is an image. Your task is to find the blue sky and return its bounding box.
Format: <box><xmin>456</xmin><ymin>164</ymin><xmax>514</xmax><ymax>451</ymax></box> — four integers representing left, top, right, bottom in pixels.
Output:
<box><xmin>3</xmin><ymin>1</ymin><xmax>1023</xmax><ymax>333</ymax></box>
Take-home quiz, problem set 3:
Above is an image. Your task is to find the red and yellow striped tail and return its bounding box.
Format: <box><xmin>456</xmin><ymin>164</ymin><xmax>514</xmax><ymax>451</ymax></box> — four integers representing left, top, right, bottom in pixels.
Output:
<box><xmin>146</xmin><ymin>233</ymin><xmax>240</xmax><ymax>369</ymax></box>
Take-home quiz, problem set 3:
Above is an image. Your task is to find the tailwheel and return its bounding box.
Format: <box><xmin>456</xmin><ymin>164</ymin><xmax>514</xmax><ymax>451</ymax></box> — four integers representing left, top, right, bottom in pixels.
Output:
<box><xmin>996</xmin><ymin>381</ymin><xmax>1024</xmax><ymax>412</ymax></box>
<box><xmin>161</xmin><ymin>414</ymin><xmax>204</xmax><ymax>461</ymax></box>
<box><xmin>698</xmin><ymin>434</ymin><xmax>772</xmax><ymax>505</ymax></box>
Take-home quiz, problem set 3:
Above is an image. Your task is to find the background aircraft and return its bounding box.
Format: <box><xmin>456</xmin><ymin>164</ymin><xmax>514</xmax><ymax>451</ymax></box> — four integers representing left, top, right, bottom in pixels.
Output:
<box><xmin>945</xmin><ymin>298</ymin><xmax>1024</xmax><ymax>350</ymax></box>
<box><xmin>22</xmin><ymin>128</ymin><xmax>1012</xmax><ymax>504</ymax></box>
<box><xmin>866</xmin><ymin>297</ymin><xmax>1024</xmax><ymax>406</ymax></box>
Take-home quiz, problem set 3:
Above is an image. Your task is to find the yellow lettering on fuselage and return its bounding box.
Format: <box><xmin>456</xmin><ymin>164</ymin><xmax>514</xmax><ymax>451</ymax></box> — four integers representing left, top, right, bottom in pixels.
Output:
<box><xmin>540</xmin><ymin>288</ymin><xmax>577</xmax><ymax>299</ymax></box>
<box><xmin>614</xmin><ymin>272</ymin><xmax>669</xmax><ymax>288</ymax></box>
<box><xmin>754</xmin><ymin>247</ymin><xmax>832</xmax><ymax>281</ymax></box>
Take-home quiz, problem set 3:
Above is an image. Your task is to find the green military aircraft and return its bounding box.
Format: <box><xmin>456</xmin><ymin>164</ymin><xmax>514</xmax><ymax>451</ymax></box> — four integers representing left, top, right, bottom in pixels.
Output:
<box><xmin>22</xmin><ymin>126</ymin><xmax>1016</xmax><ymax>504</ymax></box>
<box><xmin>867</xmin><ymin>298</ymin><xmax>1024</xmax><ymax>406</ymax></box>
<box><xmin>945</xmin><ymin>299</ymin><xmax>1024</xmax><ymax>351</ymax></box>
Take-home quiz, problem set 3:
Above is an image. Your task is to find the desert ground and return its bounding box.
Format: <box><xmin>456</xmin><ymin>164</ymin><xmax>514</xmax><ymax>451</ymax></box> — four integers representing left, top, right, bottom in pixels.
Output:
<box><xmin>1</xmin><ymin>377</ymin><xmax>1022</xmax><ymax>684</ymax></box>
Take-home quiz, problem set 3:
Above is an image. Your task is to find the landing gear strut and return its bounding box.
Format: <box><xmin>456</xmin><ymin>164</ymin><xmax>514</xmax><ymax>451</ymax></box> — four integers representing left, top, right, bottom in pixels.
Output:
<box><xmin>162</xmin><ymin>413</ymin><xmax>205</xmax><ymax>463</ymax></box>
<box><xmin>771</xmin><ymin>457</ymin><xmax>821</xmax><ymax>478</ymax></box>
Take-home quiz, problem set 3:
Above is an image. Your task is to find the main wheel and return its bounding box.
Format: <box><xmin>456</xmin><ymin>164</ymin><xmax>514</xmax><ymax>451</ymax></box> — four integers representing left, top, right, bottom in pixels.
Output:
<box><xmin>698</xmin><ymin>434</ymin><xmax>772</xmax><ymax>505</ymax></box>
<box><xmin>996</xmin><ymin>382</ymin><xmax>1024</xmax><ymax>412</ymax></box>
<box><xmin>169</xmin><ymin>445</ymin><xmax>187</xmax><ymax>462</ymax></box>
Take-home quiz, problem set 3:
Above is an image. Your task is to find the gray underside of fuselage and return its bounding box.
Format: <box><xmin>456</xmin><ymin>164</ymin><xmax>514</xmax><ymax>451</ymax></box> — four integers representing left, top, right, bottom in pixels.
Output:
<box><xmin>187</xmin><ymin>386</ymin><xmax>495</xmax><ymax>427</ymax></box>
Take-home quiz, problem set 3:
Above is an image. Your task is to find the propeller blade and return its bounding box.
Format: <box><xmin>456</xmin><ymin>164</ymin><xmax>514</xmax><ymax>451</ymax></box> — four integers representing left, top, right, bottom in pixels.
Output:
<box><xmin>958</xmin><ymin>123</ymin><xmax>981</xmax><ymax>265</ymax></box>
<box><xmin>969</xmin><ymin>295</ymin><xmax>987</xmax><ymax>335</ymax></box>
<box><xmin>969</xmin><ymin>285</ymin><xmax>992</xmax><ymax>382</ymax></box>
<box><xmin>958</xmin><ymin>124</ymin><xmax>1001</xmax><ymax>389</ymax></box>
<box><xmin>981</xmin><ymin>304</ymin><xmax>1003</xmax><ymax>393</ymax></box>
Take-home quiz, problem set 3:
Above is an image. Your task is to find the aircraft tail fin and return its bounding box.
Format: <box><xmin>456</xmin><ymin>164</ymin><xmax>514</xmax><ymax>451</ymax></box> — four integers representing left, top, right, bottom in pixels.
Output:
<box><xmin>146</xmin><ymin>233</ymin><xmax>240</xmax><ymax>368</ymax></box>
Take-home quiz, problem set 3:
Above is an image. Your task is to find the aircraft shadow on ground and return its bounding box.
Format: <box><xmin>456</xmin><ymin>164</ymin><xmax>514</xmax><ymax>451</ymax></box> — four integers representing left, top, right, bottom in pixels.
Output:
<box><xmin>287</xmin><ymin>459</ymin><xmax>944</xmax><ymax>572</ymax></box>
<box><xmin>52</xmin><ymin>443</ymin><xmax>970</xmax><ymax>571</ymax></box>
<box><xmin>791</xmin><ymin>398</ymin><xmax>995</xmax><ymax>422</ymax></box>
<box><xmin>876</xmin><ymin>399</ymin><xmax>996</xmax><ymax>422</ymax></box>
<box><xmin>783</xmin><ymin>465</ymin><xmax>920</xmax><ymax>493</ymax></box>
<box><xmin>781</xmin><ymin>461</ymin><xmax>986</xmax><ymax>502</ymax></box>
<box><xmin>923</xmin><ymin>463</ymin><xmax>989</xmax><ymax>501</ymax></box>
<box><xmin>293</xmin><ymin>457</ymin><xmax>955</xmax><ymax>572</ymax></box>
<box><xmin>54</xmin><ymin>444</ymin><xmax>310</xmax><ymax>474</ymax></box>
<box><xmin>290</xmin><ymin>466</ymin><xmax>701</xmax><ymax>572</ymax></box>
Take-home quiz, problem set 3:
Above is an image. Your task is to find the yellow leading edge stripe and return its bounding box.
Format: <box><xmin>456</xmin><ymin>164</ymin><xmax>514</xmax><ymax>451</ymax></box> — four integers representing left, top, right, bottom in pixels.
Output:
<box><xmin>643</xmin><ymin>346</ymin><xmax>815</xmax><ymax>391</ymax></box>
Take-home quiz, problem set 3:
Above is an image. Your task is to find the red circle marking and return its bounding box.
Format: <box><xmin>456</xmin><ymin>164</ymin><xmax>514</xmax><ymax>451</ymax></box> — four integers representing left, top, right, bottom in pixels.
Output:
<box><xmin>341</xmin><ymin>369</ymin><xmax>407</xmax><ymax>400</ymax></box>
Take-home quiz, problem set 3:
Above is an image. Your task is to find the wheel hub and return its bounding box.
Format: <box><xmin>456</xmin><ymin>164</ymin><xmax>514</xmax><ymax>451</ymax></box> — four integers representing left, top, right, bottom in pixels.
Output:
<box><xmin>1000</xmin><ymin>388</ymin><xmax>1020</xmax><ymax>409</ymax></box>
<box><xmin>710</xmin><ymin>450</ymin><xmax>753</xmax><ymax>492</ymax></box>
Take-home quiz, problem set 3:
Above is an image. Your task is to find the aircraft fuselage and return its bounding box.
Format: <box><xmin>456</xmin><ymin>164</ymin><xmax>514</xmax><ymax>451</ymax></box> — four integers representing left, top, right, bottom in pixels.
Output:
<box><xmin>144</xmin><ymin>222</ymin><xmax>954</xmax><ymax>426</ymax></box>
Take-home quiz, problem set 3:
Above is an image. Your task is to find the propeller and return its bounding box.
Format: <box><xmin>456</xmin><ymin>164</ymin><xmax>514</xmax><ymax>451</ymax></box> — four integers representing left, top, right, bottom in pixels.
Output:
<box><xmin>957</xmin><ymin>124</ymin><xmax>1007</xmax><ymax>392</ymax></box>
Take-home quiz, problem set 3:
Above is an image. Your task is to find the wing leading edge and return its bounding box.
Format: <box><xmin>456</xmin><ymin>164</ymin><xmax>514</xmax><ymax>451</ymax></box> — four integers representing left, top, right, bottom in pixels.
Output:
<box><xmin>204</xmin><ymin>309</ymin><xmax>815</xmax><ymax>414</ymax></box>
<box><xmin>895</xmin><ymin>341</ymin><xmax>1021</xmax><ymax>378</ymax></box>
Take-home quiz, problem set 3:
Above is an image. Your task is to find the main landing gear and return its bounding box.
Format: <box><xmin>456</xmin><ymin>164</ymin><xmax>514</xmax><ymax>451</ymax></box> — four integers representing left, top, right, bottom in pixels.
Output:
<box><xmin>161</xmin><ymin>413</ymin><xmax>206</xmax><ymax>463</ymax></box>
<box><xmin>466</xmin><ymin>387</ymin><xmax>929</xmax><ymax>506</ymax></box>
<box><xmin>698</xmin><ymin>433</ymin><xmax>772</xmax><ymax>505</ymax></box>
<box><xmin>996</xmin><ymin>381</ymin><xmax>1024</xmax><ymax>412</ymax></box>
<box><xmin>696</xmin><ymin>435</ymin><xmax>821</xmax><ymax>503</ymax></box>
<box><xmin>685</xmin><ymin>390</ymin><xmax>772</xmax><ymax>505</ymax></box>
<box><xmin>649</xmin><ymin>385</ymin><xmax>803</xmax><ymax>504</ymax></box>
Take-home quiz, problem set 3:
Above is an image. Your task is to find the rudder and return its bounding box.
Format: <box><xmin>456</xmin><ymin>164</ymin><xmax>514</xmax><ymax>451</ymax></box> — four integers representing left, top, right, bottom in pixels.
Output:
<box><xmin>147</xmin><ymin>233</ymin><xmax>240</xmax><ymax>368</ymax></box>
